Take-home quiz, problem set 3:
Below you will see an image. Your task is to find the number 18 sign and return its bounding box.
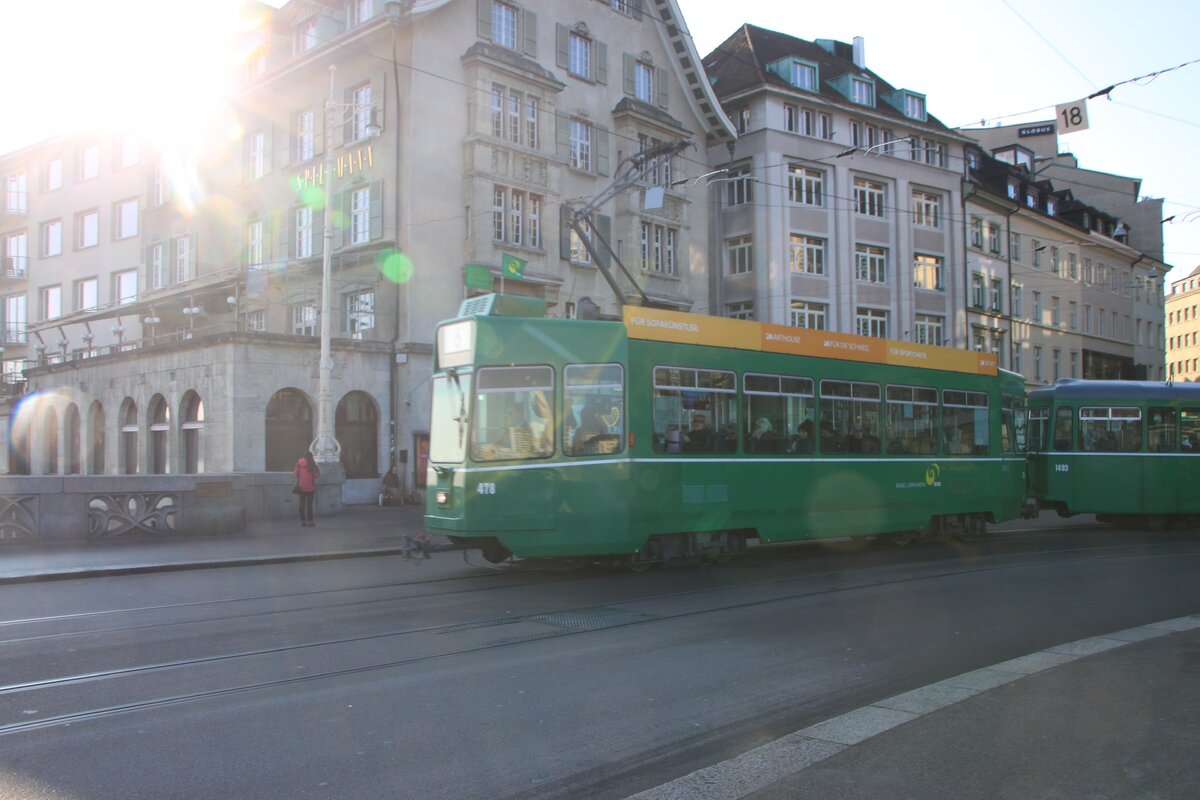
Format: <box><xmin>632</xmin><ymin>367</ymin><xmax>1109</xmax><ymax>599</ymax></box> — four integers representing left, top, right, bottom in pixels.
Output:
<box><xmin>1056</xmin><ymin>99</ymin><xmax>1090</xmax><ymax>134</ymax></box>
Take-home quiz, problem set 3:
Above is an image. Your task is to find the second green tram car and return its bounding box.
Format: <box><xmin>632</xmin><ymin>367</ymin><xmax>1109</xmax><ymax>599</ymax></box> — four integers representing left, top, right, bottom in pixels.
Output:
<box><xmin>1027</xmin><ymin>379</ymin><xmax>1200</xmax><ymax>526</ymax></box>
<box><xmin>424</xmin><ymin>295</ymin><xmax>1028</xmax><ymax>565</ymax></box>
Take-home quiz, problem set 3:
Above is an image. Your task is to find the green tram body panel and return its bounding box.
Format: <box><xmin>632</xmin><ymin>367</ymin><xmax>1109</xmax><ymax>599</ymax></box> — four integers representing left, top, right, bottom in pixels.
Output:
<box><xmin>1027</xmin><ymin>379</ymin><xmax>1200</xmax><ymax>517</ymax></box>
<box><xmin>425</xmin><ymin>309</ymin><xmax>1027</xmax><ymax>558</ymax></box>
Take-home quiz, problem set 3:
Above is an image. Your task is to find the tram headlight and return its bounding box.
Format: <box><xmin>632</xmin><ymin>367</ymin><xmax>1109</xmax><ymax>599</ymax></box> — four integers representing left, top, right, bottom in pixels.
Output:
<box><xmin>435</xmin><ymin>489</ymin><xmax>449</xmax><ymax>506</ymax></box>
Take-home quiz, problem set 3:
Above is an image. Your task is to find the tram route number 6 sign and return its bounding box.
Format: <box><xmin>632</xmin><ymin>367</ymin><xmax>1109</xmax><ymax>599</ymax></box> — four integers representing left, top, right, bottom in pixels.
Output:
<box><xmin>1056</xmin><ymin>99</ymin><xmax>1090</xmax><ymax>135</ymax></box>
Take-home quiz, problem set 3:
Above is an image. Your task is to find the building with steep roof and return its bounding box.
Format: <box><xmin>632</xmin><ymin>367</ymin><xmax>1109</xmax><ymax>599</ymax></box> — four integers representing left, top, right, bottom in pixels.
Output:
<box><xmin>700</xmin><ymin>25</ymin><xmax>974</xmax><ymax>344</ymax></box>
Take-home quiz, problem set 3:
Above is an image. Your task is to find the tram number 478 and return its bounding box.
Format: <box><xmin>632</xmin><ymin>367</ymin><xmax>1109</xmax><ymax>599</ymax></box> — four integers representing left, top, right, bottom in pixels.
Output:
<box><xmin>1054</xmin><ymin>464</ymin><xmax>1070</xmax><ymax>473</ymax></box>
<box><xmin>477</xmin><ymin>482</ymin><xmax>497</xmax><ymax>495</ymax></box>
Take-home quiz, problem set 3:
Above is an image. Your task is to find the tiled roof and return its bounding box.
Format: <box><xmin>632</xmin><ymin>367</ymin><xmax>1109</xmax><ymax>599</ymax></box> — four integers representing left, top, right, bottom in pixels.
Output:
<box><xmin>702</xmin><ymin>24</ymin><xmax>951</xmax><ymax>132</ymax></box>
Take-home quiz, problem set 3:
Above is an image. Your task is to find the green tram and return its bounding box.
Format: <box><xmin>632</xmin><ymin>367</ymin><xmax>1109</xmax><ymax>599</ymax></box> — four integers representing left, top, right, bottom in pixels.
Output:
<box><xmin>424</xmin><ymin>294</ymin><xmax>1028</xmax><ymax>566</ymax></box>
<box><xmin>1027</xmin><ymin>379</ymin><xmax>1200</xmax><ymax>527</ymax></box>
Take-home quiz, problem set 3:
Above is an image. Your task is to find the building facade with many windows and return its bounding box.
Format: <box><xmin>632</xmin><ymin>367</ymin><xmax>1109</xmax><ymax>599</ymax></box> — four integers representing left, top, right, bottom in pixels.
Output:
<box><xmin>0</xmin><ymin>0</ymin><xmax>733</xmax><ymax>500</ymax></box>
<box><xmin>701</xmin><ymin>26</ymin><xmax>972</xmax><ymax>345</ymax></box>
<box><xmin>1167</xmin><ymin>266</ymin><xmax>1200</xmax><ymax>382</ymax></box>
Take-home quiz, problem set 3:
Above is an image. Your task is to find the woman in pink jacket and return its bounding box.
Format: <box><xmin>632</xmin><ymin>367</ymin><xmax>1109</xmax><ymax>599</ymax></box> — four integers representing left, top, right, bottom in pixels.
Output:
<box><xmin>293</xmin><ymin>451</ymin><xmax>320</xmax><ymax>526</ymax></box>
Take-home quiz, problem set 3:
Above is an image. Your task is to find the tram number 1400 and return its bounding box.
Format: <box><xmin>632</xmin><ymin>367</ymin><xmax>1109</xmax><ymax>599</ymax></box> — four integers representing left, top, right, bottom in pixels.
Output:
<box><xmin>477</xmin><ymin>482</ymin><xmax>497</xmax><ymax>495</ymax></box>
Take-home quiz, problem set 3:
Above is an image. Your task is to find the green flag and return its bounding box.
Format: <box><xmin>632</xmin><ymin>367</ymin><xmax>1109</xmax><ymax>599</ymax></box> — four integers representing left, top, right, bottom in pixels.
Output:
<box><xmin>501</xmin><ymin>253</ymin><xmax>527</xmax><ymax>280</ymax></box>
<box><xmin>464</xmin><ymin>263</ymin><xmax>492</xmax><ymax>290</ymax></box>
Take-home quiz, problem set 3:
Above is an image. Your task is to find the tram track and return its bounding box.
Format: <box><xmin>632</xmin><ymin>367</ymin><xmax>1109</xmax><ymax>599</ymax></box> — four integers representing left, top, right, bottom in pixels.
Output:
<box><xmin>3</xmin><ymin>532</ymin><xmax>1199</xmax><ymax>738</ymax></box>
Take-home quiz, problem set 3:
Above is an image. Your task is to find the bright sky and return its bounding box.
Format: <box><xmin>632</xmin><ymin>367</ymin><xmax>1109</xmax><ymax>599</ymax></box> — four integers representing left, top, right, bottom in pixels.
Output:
<box><xmin>3</xmin><ymin>0</ymin><xmax>1197</xmax><ymax>282</ymax></box>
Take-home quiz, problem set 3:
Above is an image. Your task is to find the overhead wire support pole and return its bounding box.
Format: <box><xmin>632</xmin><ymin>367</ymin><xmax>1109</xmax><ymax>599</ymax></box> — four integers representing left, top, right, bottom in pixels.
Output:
<box><xmin>566</xmin><ymin>139</ymin><xmax>693</xmax><ymax>309</ymax></box>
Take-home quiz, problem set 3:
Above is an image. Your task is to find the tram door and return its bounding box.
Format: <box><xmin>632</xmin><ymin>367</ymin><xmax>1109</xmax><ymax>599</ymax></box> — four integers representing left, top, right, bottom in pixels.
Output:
<box><xmin>1143</xmin><ymin>407</ymin><xmax>1177</xmax><ymax>513</ymax></box>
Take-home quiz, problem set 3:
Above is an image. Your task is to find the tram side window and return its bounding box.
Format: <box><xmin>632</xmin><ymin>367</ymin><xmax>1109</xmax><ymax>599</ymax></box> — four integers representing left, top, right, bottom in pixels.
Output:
<box><xmin>943</xmin><ymin>389</ymin><xmax>990</xmax><ymax>455</ymax></box>
<box><xmin>1079</xmin><ymin>407</ymin><xmax>1141</xmax><ymax>452</ymax></box>
<box><xmin>1053</xmin><ymin>407</ymin><xmax>1073</xmax><ymax>451</ymax></box>
<box><xmin>819</xmin><ymin>380</ymin><xmax>881</xmax><ymax>454</ymax></box>
<box><xmin>564</xmin><ymin>363</ymin><xmax>624</xmax><ymax>456</ymax></box>
<box><xmin>885</xmin><ymin>385</ymin><xmax>938</xmax><ymax>454</ymax></box>
<box><xmin>1180</xmin><ymin>409</ymin><xmax>1200</xmax><ymax>453</ymax></box>
<box><xmin>1028</xmin><ymin>407</ymin><xmax>1050</xmax><ymax>452</ymax></box>
<box><xmin>1148</xmin><ymin>408</ymin><xmax>1176</xmax><ymax>452</ymax></box>
<box><xmin>744</xmin><ymin>373</ymin><xmax>815</xmax><ymax>454</ymax></box>
<box><xmin>652</xmin><ymin>366</ymin><xmax>737</xmax><ymax>453</ymax></box>
<box><xmin>470</xmin><ymin>365</ymin><xmax>554</xmax><ymax>462</ymax></box>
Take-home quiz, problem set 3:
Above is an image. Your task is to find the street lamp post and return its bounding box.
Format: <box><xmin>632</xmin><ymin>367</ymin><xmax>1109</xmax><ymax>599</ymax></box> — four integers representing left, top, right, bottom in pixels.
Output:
<box><xmin>310</xmin><ymin>64</ymin><xmax>380</xmax><ymax>466</ymax></box>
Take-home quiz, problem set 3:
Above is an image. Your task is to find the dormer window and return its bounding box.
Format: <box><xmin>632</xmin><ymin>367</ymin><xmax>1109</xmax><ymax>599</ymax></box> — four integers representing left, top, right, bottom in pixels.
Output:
<box><xmin>766</xmin><ymin>58</ymin><xmax>819</xmax><ymax>93</ymax></box>
<box><xmin>851</xmin><ymin>78</ymin><xmax>874</xmax><ymax>106</ymax></box>
<box><xmin>792</xmin><ymin>62</ymin><xmax>817</xmax><ymax>92</ymax></box>
<box><xmin>1007</xmin><ymin>180</ymin><xmax>1018</xmax><ymax>200</ymax></box>
<box><xmin>1046</xmin><ymin>198</ymin><xmax>1057</xmax><ymax>216</ymax></box>
<box><xmin>903</xmin><ymin>93</ymin><xmax>925</xmax><ymax>120</ymax></box>
<box><xmin>1026</xmin><ymin>190</ymin><xmax>1038</xmax><ymax>209</ymax></box>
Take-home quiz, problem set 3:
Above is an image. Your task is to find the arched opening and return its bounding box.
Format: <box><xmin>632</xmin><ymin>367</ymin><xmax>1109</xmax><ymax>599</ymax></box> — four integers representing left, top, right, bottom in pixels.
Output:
<box><xmin>149</xmin><ymin>394</ymin><xmax>170</xmax><ymax>474</ymax></box>
<box><xmin>181</xmin><ymin>391</ymin><xmax>204</xmax><ymax>474</ymax></box>
<box><xmin>64</xmin><ymin>403</ymin><xmax>81</xmax><ymax>474</ymax></box>
<box><xmin>42</xmin><ymin>405</ymin><xmax>59</xmax><ymax>474</ymax></box>
<box><xmin>336</xmin><ymin>390</ymin><xmax>379</xmax><ymax>478</ymax></box>
<box><xmin>88</xmin><ymin>401</ymin><xmax>105</xmax><ymax>474</ymax></box>
<box><xmin>119</xmin><ymin>399</ymin><xmax>138</xmax><ymax>475</ymax></box>
<box><xmin>265</xmin><ymin>388</ymin><xmax>312</xmax><ymax>471</ymax></box>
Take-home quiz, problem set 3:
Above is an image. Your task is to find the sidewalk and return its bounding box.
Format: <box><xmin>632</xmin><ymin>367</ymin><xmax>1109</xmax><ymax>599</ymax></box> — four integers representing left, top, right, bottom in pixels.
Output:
<box><xmin>0</xmin><ymin>503</ymin><xmax>438</xmax><ymax>584</ymax></box>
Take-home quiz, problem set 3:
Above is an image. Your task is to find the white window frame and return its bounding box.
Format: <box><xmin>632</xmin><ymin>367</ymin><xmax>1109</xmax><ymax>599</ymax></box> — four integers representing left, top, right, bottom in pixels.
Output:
<box><xmin>115</xmin><ymin>198</ymin><xmax>138</xmax><ymax>240</ymax></box>
<box><xmin>914</xmin><ymin>314</ymin><xmax>943</xmax><ymax>345</ymax></box>
<box><xmin>492</xmin><ymin>1</ymin><xmax>517</xmax><ymax>49</ymax></box>
<box><xmin>345</xmin><ymin>290</ymin><xmax>375</xmax><ymax>338</ymax></box>
<box><xmin>789</xmin><ymin>235</ymin><xmax>825</xmax><ymax>275</ymax></box>
<box><xmin>726</xmin><ymin>235</ymin><xmax>753</xmax><ymax>275</ymax></box>
<box><xmin>853</xmin><ymin>178</ymin><xmax>885</xmax><ymax>217</ymax></box>
<box><xmin>856</xmin><ymin>307</ymin><xmax>888</xmax><ymax>338</ymax></box>
<box><xmin>42</xmin><ymin>220</ymin><xmax>62</xmax><ymax>258</ymax></box>
<box><xmin>854</xmin><ymin>244</ymin><xmax>887</xmax><ymax>284</ymax></box>
<box><xmin>115</xmin><ymin>270</ymin><xmax>138</xmax><ymax>305</ymax></box>
<box><xmin>568</xmin><ymin>31</ymin><xmax>591</xmax><ymax>78</ymax></box>
<box><xmin>635</xmin><ymin>61</ymin><xmax>654</xmax><ymax>103</ymax></box>
<box><xmin>913</xmin><ymin>254</ymin><xmax>943</xmax><ymax>290</ymax></box>
<box><xmin>790</xmin><ymin>301</ymin><xmax>827</xmax><ymax>330</ymax></box>
<box><xmin>788</xmin><ymin>165</ymin><xmax>823</xmax><ymax>206</ymax></box>
<box><xmin>77</xmin><ymin>210</ymin><xmax>99</xmax><ymax>249</ymax></box>
<box><xmin>912</xmin><ymin>191</ymin><xmax>940</xmax><ymax>228</ymax></box>
<box><xmin>296</xmin><ymin>109</ymin><xmax>314</xmax><ymax>162</ymax></box>
<box><xmin>295</xmin><ymin>206</ymin><xmax>313</xmax><ymax>259</ymax></box>
<box><xmin>350</xmin><ymin>186</ymin><xmax>370</xmax><ymax>245</ymax></box>
<box><xmin>569</xmin><ymin>119</ymin><xmax>592</xmax><ymax>171</ymax></box>
<box><xmin>350</xmin><ymin>84</ymin><xmax>373</xmax><ymax>143</ymax></box>
<box><xmin>76</xmin><ymin>277</ymin><xmax>98</xmax><ymax>312</ymax></box>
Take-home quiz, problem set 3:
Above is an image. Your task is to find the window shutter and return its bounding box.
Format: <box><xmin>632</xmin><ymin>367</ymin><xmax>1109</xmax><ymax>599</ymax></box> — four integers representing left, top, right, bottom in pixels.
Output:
<box><xmin>657</xmin><ymin>65</ymin><xmax>669</xmax><ymax>109</ymax></box>
<box><xmin>263</xmin><ymin>215</ymin><xmax>274</xmax><ymax>265</ymax></box>
<box><xmin>522</xmin><ymin>10</ymin><xmax>537</xmax><ymax>56</ymax></box>
<box><xmin>313</xmin><ymin>207</ymin><xmax>325</xmax><ymax>258</ymax></box>
<box><xmin>371</xmin><ymin>71</ymin><xmax>387</xmax><ymax>127</ymax></box>
<box><xmin>623</xmin><ymin>53</ymin><xmax>635</xmax><ymax>96</ymax></box>
<box><xmin>276</xmin><ymin>121</ymin><xmax>290</xmax><ymax>169</ymax></box>
<box><xmin>595</xmin><ymin>214</ymin><xmax>611</xmax><ymax>268</ymax></box>
<box><xmin>262</xmin><ymin>125</ymin><xmax>273</xmax><ymax>175</ymax></box>
<box><xmin>279</xmin><ymin>210</ymin><xmax>291</xmax><ymax>261</ymax></box>
<box><xmin>333</xmin><ymin>190</ymin><xmax>346</xmax><ymax>248</ymax></box>
<box><xmin>369</xmin><ymin>180</ymin><xmax>383</xmax><ymax>240</ymax></box>
<box><xmin>476</xmin><ymin>0</ymin><xmax>491</xmax><ymax>39</ymax></box>
<box><xmin>555</xmin><ymin>115</ymin><xmax>569</xmax><ymax>162</ymax></box>
<box><xmin>555</xmin><ymin>24</ymin><xmax>569</xmax><ymax>69</ymax></box>
<box><xmin>595</xmin><ymin>40</ymin><xmax>607</xmax><ymax>84</ymax></box>
<box><xmin>559</xmin><ymin>204</ymin><xmax>572</xmax><ymax>260</ymax></box>
<box><xmin>595</xmin><ymin>126</ymin><xmax>610</xmax><ymax>176</ymax></box>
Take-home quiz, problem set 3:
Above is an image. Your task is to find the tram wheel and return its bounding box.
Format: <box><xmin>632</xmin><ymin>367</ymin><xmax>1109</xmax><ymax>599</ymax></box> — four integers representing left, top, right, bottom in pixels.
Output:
<box><xmin>480</xmin><ymin>540</ymin><xmax>512</xmax><ymax>564</ymax></box>
<box><xmin>889</xmin><ymin>531</ymin><xmax>917</xmax><ymax>546</ymax></box>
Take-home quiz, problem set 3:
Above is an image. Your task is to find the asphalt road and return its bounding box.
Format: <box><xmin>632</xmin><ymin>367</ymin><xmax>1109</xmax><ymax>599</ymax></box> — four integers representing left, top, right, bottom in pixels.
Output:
<box><xmin>1</xmin><ymin>523</ymin><xmax>1198</xmax><ymax>799</ymax></box>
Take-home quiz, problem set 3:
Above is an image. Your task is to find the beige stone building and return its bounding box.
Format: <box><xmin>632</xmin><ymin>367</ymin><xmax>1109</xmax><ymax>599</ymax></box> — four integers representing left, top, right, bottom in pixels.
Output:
<box><xmin>1166</xmin><ymin>266</ymin><xmax>1200</xmax><ymax>382</ymax></box>
<box><xmin>965</xmin><ymin>126</ymin><xmax>1167</xmax><ymax>386</ymax></box>
<box><xmin>700</xmin><ymin>26</ymin><xmax>973</xmax><ymax>345</ymax></box>
<box><xmin>0</xmin><ymin>0</ymin><xmax>733</xmax><ymax>502</ymax></box>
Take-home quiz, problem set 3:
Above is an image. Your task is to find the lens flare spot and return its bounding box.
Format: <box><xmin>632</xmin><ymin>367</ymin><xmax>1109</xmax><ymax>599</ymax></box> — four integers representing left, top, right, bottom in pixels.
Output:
<box><xmin>378</xmin><ymin>251</ymin><xmax>414</xmax><ymax>284</ymax></box>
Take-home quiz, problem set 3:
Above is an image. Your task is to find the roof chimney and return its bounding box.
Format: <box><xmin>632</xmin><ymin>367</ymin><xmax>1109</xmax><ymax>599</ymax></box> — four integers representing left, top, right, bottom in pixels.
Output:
<box><xmin>852</xmin><ymin>36</ymin><xmax>865</xmax><ymax>69</ymax></box>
